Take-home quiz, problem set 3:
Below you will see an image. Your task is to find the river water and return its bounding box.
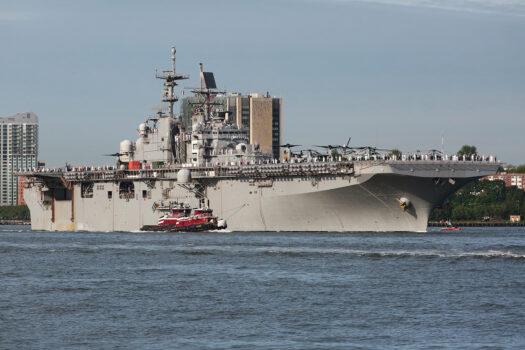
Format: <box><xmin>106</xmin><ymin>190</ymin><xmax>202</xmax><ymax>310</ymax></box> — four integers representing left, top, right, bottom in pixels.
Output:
<box><xmin>1</xmin><ymin>226</ymin><xmax>524</xmax><ymax>349</ymax></box>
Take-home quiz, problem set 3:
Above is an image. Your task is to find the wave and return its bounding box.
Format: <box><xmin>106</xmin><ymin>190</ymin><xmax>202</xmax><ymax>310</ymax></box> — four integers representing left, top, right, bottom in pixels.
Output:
<box><xmin>361</xmin><ymin>249</ymin><xmax>525</xmax><ymax>260</ymax></box>
<box><xmin>454</xmin><ymin>250</ymin><xmax>525</xmax><ymax>260</ymax></box>
<box><xmin>265</xmin><ymin>247</ymin><xmax>525</xmax><ymax>260</ymax></box>
<box><xmin>2</xmin><ymin>240</ymin><xmax>524</xmax><ymax>260</ymax></box>
<box><xmin>244</xmin><ymin>246</ymin><xmax>525</xmax><ymax>260</ymax></box>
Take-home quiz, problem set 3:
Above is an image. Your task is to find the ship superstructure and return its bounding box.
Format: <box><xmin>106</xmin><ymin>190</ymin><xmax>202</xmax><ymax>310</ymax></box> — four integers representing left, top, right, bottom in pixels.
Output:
<box><xmin>19</xmin><ymin>47</ymin><xmax>500</xmax><ymax>232</ymax></box>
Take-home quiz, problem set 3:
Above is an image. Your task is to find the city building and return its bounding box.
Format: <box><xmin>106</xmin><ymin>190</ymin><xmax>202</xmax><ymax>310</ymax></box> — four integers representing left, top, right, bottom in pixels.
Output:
<box><xmin>180</xmin><ymin>93</ymin><xmax>282</xmax><ymax>159</ymax></box>
<box><xmin>484</xmin><ymin>173</ymin><xmax>525</xmax><ymax>190</ymax></box>
<box><xmin>0</xmin><ymin>112</ymin><xmax>38</xmax><ymax>205</ymax></box>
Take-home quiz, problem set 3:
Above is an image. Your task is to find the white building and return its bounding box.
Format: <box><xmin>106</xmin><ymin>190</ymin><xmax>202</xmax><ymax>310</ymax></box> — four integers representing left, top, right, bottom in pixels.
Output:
<box><xmin>0</xmin><ymin>112</ymin><xmax>38</xmax><ymax>205</ymax></box>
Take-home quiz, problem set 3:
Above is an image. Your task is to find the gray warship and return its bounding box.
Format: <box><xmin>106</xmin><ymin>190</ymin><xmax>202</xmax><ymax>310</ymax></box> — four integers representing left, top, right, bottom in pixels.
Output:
<box><xmin>20</xmin><ymin>47</ymin><xmax>500</xmax><ymax>232</ymax></box>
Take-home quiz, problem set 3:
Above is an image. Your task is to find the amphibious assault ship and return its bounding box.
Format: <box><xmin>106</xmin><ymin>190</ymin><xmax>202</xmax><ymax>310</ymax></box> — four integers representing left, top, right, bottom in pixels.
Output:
<box><xmin>20</xmin><ymin>47</ymin><xmax>500</xmax><ymax>232</ymax></box>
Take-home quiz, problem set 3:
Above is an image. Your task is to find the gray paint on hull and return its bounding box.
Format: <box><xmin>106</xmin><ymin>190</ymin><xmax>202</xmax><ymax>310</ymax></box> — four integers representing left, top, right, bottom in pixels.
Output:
<box><xmin>24</xmin><ymin>164</ymin><xmax>486</xmax><ymax>232</ymax></box>
<box><xmin>210</xmin><ymin>174</ymin><xmax>470</xmax><ymax>232</ymax></box>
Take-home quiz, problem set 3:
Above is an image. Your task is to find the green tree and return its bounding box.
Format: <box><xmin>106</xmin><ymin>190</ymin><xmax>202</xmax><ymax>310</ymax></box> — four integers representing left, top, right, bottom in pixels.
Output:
<box><xmin>0</xmin><ymin>205</ymin><xmax>30</xmax><ymax>220</ymax></box>
<box><xmin>430</xmin><ymin>179</ymin><xmax>525</xmax><ymax>222</ymax></box>
<box><xmin>389</xmin><ymin>149</ymin><xmax>402</xmax><ymax>158</ymax></box>
<box><xmin>505</xmin><ymin>164</ymin><xmax>525</xmax><ymax>173</ymax></box>
<box><xmin>457</xmin><ymin>145</ymin><xmax>478</xmax><ymax>157</ymax></box>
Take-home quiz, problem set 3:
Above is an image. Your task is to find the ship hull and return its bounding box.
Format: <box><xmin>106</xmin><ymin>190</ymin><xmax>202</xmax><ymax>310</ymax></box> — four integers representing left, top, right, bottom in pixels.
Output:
<box><xmin>204</xmin><ymin>174</ymin><xmax>469</xmax><ymax>232</ymax></box>
<box><xmin>24</xmin><ymin>161</ymin><xmax>492</xmax><ymax>232</ymax></box>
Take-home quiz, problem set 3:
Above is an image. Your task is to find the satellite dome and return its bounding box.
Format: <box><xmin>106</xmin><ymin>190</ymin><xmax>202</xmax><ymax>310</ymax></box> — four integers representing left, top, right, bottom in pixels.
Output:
<box><xmin>120</xmin><ymin>140</ymin><xmax>133</xmax><ymax>154</ymax></box>
<box><xmin>177</xmin><ymin>168</ymin><xmax>191</xmax><ymax>183</ymax></box>
<box><xmin>138</xmin><ymin>123</ymin><xmax>147</xmax><ymax>136</ymax></box>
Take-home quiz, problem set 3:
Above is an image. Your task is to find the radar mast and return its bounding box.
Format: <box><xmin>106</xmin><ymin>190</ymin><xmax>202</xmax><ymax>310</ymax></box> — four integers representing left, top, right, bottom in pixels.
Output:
<box><xmin>155</xmin><ymin>46</ymin><xmax>189</xmax><ymax>164</ymax></box>
<box><xmin>191</xmin><ymin>63</ymin><xmax>224</xmax><ymax>122</ymax></box>
<box><xmin>155</xmin><ymin>46</ymin><xmax>188</xmax><ymax>118</ymax></box>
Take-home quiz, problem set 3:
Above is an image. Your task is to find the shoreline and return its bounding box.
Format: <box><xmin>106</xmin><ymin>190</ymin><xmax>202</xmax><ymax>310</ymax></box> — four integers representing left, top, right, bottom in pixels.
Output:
<box><xmin>0</xmin><ymin>220</ymin><xmax>31</xmax><ymax>225</ymax></box>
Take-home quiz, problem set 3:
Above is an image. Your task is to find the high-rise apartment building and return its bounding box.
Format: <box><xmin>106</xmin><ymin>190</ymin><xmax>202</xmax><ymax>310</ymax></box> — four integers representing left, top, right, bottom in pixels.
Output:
<box><xmin>0</xmin><ymin>112</ymin><xmax>38</xmax><ymax>205</ymax></box>
<box><xmin>180</xmin><ymin>93</ymin><xmax>282</xmax><ymax>159</ymax></box>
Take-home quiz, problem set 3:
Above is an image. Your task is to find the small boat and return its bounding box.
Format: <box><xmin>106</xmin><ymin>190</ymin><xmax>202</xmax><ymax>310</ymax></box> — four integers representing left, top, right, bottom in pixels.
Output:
<box><xmin>440</xmin><ymin>226</ymin><xmax>462</xmax><ymax>232</ymax></box>
<box><xmin>141</xmin><ymin>207</ymin><xmax>227</xmax><ymax>232</ymax></box>
<box><xmin>439</xmin><ymin>220</ymin><xmax>462</xmax><ymax>232</ymax></box>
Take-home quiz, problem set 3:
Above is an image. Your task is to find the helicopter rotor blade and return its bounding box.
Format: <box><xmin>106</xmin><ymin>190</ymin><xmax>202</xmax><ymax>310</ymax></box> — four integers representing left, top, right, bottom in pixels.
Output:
<box><xmin>344</xmin><ymin>137</ymin><xmax>351</xmax><ymax>149</ymax></box>
<box><xmin>280</xmin><ymin>143</ymin><xmax>301</xmax><ymax>148</ymax></box>
<box><xmin>103</xmin><ymin>153</ymin><xmax>122</xmax><ymax>157</ymax></box>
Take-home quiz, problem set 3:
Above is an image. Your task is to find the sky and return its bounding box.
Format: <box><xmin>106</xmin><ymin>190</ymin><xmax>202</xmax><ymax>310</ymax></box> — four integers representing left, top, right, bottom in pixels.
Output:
<box><xmin>1</xmin><ymin>0</ymin><xmax>524</xmax><ymax>166</ymax></box>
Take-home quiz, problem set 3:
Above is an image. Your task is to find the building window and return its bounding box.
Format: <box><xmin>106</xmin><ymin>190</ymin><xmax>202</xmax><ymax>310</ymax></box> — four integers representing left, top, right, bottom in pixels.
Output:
<box><xmin>107</xmin><ymin>191</ymin><xmax>112</xmax><ymax>199</ymax></box>
<box><xmin>271</xmin><ymin>98</ymin><xmax>281</xmax><ymax>159</ymax></box>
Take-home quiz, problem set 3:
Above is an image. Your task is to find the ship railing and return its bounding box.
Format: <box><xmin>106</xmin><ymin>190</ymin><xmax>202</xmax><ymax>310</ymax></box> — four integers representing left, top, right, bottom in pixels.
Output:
<box><xmin>349</xmin><ymin>154</ymin><xmax>498</xmax><ymax>163</ymax></box>
<box><xmin>27</xmin><ymin>162</ymin><xmax>356</xmax><ymax>181</ymax></box>
<box><xmin>203</xmin><ymin>161</ymin><xmax>354</xmax><ymax>178</ymax></box>
<box><xmin>19</xmin><ymin>155</ymin><xmax>499</xmax><ymax>182</ymax></box>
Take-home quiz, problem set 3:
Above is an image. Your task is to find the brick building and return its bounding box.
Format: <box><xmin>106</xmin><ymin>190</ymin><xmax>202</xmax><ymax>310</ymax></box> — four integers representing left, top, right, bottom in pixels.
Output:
<box><xmin>485</xmin><ymin>173</ymin><xmax>525</xmax><ymax>190</ymax></box>
<box><xmin>17</xmin><ymin>176</ymin><xmax>26</xmax><ymax>205</ymax></box>
<box><xmin>181</xmin><ymin>93</ymin><xmax>282</xmax><ymax>159</ymax></box>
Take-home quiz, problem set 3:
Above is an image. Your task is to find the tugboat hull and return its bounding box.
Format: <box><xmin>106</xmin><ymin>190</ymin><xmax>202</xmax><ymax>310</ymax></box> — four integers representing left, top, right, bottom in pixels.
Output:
<box><xmin>141</xmin><ymin>222</ymin><xmax>219</xmax><ymax>232</ymax></box>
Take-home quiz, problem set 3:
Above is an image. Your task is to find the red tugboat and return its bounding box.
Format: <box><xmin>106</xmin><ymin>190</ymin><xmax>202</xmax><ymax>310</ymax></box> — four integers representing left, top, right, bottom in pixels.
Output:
<box><xmin>440</xmin><ymin>226</ymin><xmax>462</xmax><ymax>232</ymax></box>
<box><xmin>141</xmin><ymin>207</ymin><xmax>227</xmax><ymax>232</ymax></box>
<box><xmin>440</xmin><ymin>220</ymin><xmax>463</xmax><ymax>232</ymax></box>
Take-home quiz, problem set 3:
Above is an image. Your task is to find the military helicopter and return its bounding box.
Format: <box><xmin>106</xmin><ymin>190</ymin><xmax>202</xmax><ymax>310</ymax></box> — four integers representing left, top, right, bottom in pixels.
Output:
<box><xmin>280</xmin><ymin>143</ymin><xmax>302</xmax><ymax>160</ymax></box>
<box><xmin>347</xmin><ymin>146</ymin><xmax>392</xmax><ymax>157</ymax></box>
<box><xmin>302</xmin><ymin>148</ymin><xmax>322</xmax><ymax>156</ymax></box>
<box><xmin>314</xmin><ymin>137</ymin><xmax>351</xmax><ymax>152</ymax></box>
<box><xmin>314</xmin><ymin>137</ymin><xmax>353</xmax><ymax>160</ymax></box>
<box><xmin>422</xmin><ymin>149</ymin><xmax>444</xmax><ymax>160</ymax></box>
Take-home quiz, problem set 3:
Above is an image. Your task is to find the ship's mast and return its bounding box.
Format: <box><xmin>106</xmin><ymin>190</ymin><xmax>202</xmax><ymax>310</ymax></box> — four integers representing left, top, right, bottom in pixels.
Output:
<box><xmin>192</xmin><ymin>63</ymin><xmax>223</xmax><ymax>122</ymax></box>
<box><xmin>155</xmin><ymin>47</ymin><xmax>188</xmax><ymax>118</ymax></box>
<box><xmin>155</xmin><ymin>47</ymin><xmax>189</xmax><ymax>164</ymax></box>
